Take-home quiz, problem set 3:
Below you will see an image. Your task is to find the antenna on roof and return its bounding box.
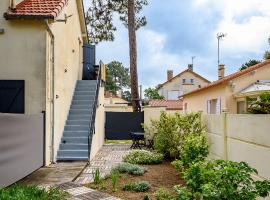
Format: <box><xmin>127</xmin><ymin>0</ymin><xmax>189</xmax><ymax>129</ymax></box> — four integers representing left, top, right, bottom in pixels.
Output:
<box><xmin>217</xmin><ymin>32</ymin><xmax>227</xmax><ymax>67</ymax></box>
<box><xmin>192</xmin><ymin>56</ymin><xmax>196</xmax><ymax>66</ymax></box>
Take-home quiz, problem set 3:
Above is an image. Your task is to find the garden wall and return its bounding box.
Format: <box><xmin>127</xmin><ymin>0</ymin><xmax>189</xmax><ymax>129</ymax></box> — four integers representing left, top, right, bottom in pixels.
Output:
<box><xmin>203</xmin><ymin>113</ymin><xmax>270</xmax><ymax>182</ymax></box>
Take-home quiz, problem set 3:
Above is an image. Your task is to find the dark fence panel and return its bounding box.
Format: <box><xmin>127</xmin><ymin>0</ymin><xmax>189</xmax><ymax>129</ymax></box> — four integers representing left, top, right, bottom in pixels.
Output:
<box><xmin>105</xmin><ymin>112</ymin><xmax>144</xmax><ymax>140</ymax></box>
<box><xmin>0</xmin><ymin>113</ymin><xmax>44</xmax><ymax>187</ymax></box>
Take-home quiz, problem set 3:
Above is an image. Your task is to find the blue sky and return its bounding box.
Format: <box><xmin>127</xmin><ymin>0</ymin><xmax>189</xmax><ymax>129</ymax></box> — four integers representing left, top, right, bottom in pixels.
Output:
<box><xmin>84</xmin><ymin>0</ymin><xmax>270</xmax><ymax>88</ymax></box>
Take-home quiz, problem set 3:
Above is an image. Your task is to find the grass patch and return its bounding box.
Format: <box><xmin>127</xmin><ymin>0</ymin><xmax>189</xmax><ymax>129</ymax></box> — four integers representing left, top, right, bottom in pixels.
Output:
<box><xmin>105</xmin><ymin>140</ymin><xmax>132</xmax><ymax>144</ymax></box>
<box><xmin>0</xmin><ymin>185</ymin><xmax>68</xmax><ymax>200</ymax></box>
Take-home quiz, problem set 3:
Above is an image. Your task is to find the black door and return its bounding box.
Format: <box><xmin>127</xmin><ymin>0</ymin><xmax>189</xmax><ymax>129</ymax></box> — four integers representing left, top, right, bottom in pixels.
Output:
<box><xmin>0</xmin><ymin>80</ymin><xmax>25</xmax><ymax>114</ymax></box>
<box><xmin>83</xmin><ymin>44</ymin><xmax>96</xmax><ymax>80</ymax></box>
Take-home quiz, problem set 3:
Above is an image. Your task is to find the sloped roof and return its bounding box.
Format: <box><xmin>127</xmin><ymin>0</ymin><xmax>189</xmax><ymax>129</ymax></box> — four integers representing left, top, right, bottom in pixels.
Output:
<box><xmin>239</xmin><ymin>81</ymin><xmax>270</xmax><ymax>94</ymax></box>
<box><xmin>4</xmin><ymin>0</ymin><xmax>68</xmax><ymax>19</ymax></box>
<box><xmin>149</xmin><ymin>100</ymin><xmax>183</xmax><ymax>110</ymax></box>
<box><xmin>182</xmin><ymin>59</ymin><xmax>270</xmax><ymax>97</ymax></box>
<box><xmin>157</xmin><ymin>69</ymin><xmax>210</xmax><ymax>89</ymax></box>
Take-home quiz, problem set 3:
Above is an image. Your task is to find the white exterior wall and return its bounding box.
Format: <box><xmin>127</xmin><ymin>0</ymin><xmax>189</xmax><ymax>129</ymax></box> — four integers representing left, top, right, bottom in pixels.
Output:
<box><xmin>203</xmin><ymin>114</ymin><xmax>270</xmax><ymax>188</ymax></box>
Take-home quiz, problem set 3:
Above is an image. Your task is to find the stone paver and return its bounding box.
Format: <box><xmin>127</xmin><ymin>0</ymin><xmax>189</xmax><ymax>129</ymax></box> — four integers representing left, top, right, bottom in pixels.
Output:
<box><xmin>75</xmin><ymin>144</ymin><xmax>130</xmax><ymax>184</ymax></box>
<box><xmin>18</xmin><ymin>162</ymin><xmax>87</xmax><ymax>188</ymax></box>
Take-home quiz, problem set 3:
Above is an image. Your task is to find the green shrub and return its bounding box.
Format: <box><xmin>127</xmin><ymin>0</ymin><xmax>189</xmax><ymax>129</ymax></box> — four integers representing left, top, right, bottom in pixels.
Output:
<box><xmin>92</xmin><ymin>168</ymin><xmax>102</xmax><ymax>185</ymax></box>
<box><xmin>122</xmin><ymin>181</ymin><xmax>151</xmax><ymax>192</ymax></box>
<box><xmin>112</xmin><ymin>163</ymin><xmax>146</xmax><ymax>175</ymax></box>
<box><xmin>175</xmin><ymin>160</ymin><xmax>270</xmax><ymax>200</ymax></box>
<box><xmin>143</xmin><ymin>194</ymin><xmax>150</xmax><ymax>200</ymax></box>
<box><xmin>247</xmin><ymin>92</ymin><xmax>270</xmax><ymax>114</ymax></box>
<box><xmin>172</xmin><ymin>133</ymin><xmax>209</xmax><ymax>172</ymax></box>
<box><xmin>150</xmin><ymin>112</ymin><xmax>205</xmax><ymax>158</ymax></box>
<box><xmin>155</xmin><ymin>188</ymin><xmax>174</xmax><ymax>200</ymax></box>
<box><xmin>0</xmin><ymin>185</ymin><xmax>68</xmax><ymax>200</ymax></box>
<box><xmin>123</xmin><ymin>150</ymin><xmax>163</xmax><ymax>165</ymax></box>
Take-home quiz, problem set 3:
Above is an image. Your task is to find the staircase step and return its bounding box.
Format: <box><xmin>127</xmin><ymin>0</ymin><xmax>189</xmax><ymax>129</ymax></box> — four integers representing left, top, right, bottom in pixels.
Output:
<box><xmin>63</xmin><ymin>131</ymin><xmax>89</xmax><ymax>137</ymax></box>
<box><xmin>57</xmin><ymin>150</ymin><xmax>88</xmax><ymax>158</ymax></box>
<box><xmin>61</xmin><ymin>136</ymin><xmax>89</xmax><ymax>144</ymax></box>
<box><xmin>64</xmin><ymin>125</ymin><xmax>89</xmax><ymax>131</ymax></box>
<box><xmin>57</xmin><ymin>156</ymin><xmax>88</xmax><ymax>161</ymax></box>
<box><xmin>68</xmin><ymin>115</ymin><xmax>92</xmax><ymax>120</ymax></box>
<box><xmin>66</xmin><ymin>120</ymin><xmax>90</xmax><ymax>126</ymax></box>
<box><xmin>73</xmin><ymin>95</ymin><xmax>95</xmax><ymax>100</ymax></box>
<box><xmin>69</xmin><ymin>109</ymin><xmax>92</xmax><ymax>115</ymax></box>
<box><xmin>76</xmin><ymin>86</ymin><xmax>96</xmax><ymax>91</ymax></box>
<box><xmin>59</xmin><ymin>143</ymin><xmax>89</xmax><ymax>150</ymax></box>
<box><xmin>74</xmin><ymin>91</ymin><xmax>96</xmax><ymax>96</ymax></box>
<box><xmin>72</xmin><ymin>100</ymin><xmax>94</xmax><ymax>105</ymax></box>
<box><xmin>71</xmin><ymin>105</ymin><xmax>93</xmax><ymax>110</ymax></box>
<box><xmin>77</xmin><ymin>80</ymin><xmax>97</xmax><ymax>85</ymax></box>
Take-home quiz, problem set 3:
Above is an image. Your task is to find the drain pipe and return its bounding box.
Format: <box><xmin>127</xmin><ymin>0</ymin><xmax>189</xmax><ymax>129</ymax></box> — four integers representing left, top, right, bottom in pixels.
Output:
<box><xmin>45</xmin><ymin>19</ymin><xmax>56</xmax><ymax>164</ymax></box>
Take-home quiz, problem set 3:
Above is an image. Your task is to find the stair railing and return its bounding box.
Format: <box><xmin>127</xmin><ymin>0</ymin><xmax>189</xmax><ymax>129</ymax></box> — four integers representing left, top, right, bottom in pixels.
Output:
<box><xmin>88</xmin><ymin>60</ymin><xmax>103</xmax><ymax>161</ymax></box>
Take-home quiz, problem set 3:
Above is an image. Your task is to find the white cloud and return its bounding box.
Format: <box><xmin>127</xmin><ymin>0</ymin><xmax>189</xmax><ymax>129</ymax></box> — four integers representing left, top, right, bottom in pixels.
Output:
<box><xmin>194</xmin><ymin>0</ymin><xmax>270</xmax><ymax>54</ymax></box>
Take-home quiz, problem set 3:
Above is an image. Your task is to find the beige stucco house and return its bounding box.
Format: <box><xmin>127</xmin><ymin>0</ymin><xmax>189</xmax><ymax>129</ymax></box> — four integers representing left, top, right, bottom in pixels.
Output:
<box><xmin>182</xmin><ymin>60</ymin><xmax>270</xmax><ymax>114</ymax></box>
<box><xmin>157</xmin><ymin>64</ymin><xmax>210</xmax><ymax>100</ymax></box>
<box><xmin>0</xmin><ymin>0</ymin><xmax>105</xmax><ymax>165</ymax></box>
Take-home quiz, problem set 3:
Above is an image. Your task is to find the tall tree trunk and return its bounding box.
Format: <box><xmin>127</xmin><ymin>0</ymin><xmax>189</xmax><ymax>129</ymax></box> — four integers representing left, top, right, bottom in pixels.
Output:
<box><xmin>128</xmin><ymin>0</ymin><xmax>141</xmax><ymax>112</ymax></box>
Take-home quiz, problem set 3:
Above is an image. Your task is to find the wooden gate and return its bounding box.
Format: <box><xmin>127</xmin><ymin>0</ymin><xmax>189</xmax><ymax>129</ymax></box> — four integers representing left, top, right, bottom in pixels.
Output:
<box><xmin>0</xmin><ymin>80</ymin><xmax>25</xmax><ymax>114</ymax></box>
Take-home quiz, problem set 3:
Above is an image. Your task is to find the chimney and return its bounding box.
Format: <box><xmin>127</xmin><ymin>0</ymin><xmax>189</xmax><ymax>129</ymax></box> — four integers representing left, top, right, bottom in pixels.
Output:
<box><xmin>218</xmin><ymin>64</ymin><xmax>225</xmax><ymax>80</ymax></box>
<box><xmin>10</xmin><ymin>0</ymin><xmax>16</xmax><ymax>10</ymax></box>
<box><xmin>188</xmin><ymin>64</ymin><xmax>193</xmax><ymax>71</ymax></box>
<box><xmin>167</xmin><ymin>70</ymin><xmax>173</xmax><ymax>81</ymax></box>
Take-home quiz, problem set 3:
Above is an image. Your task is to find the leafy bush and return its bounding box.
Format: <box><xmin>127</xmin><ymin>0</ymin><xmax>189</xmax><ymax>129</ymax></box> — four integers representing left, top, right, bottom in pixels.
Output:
<box><xmin>112</xmin><ymin>162</ymin><xmax>146</xmax><ymax>175</ymax></box>
<box><xmin>123</xmin><ymin>150</ymin><xmax>163</xmax><ymax>165</ymax></box>
<box><xmin>175</xmin><ymin>160</ymin><xmax>270</xmax><ymax>200</ymax></box>
<box><xmin>122</xmin><ymin>181</ymin><xmax>151</xmax><ymax>192</ymax></box>
<box><xmin>0</xmin><ymin>185</ymin><xmax>68</xmax><ymax>200</ymax></box>
<box><xmin>155</xmin><ymin>188</ymin><xmax>174</xmax><ymax>200</ymax></box>
<box><xmin>149</xmin><ymin>112</ymin><xmax>205</xmax><ymax>158</ymax></box>
<box><xmin>247</xmin><ymin>92</ymin><xmax>270</xmax><ymax>114</ymax></box>
<box><xmin>172</xmin><ymin>133</ymin><xmax>209</xmax><ymax>172</ymax></box>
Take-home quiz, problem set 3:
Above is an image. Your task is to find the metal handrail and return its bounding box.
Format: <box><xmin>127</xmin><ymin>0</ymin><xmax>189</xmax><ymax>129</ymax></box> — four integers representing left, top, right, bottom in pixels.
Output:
<box><xmin>88</xmin><ymin>60</ymin><xmax>103</xmax><ymax>160</ymax></box>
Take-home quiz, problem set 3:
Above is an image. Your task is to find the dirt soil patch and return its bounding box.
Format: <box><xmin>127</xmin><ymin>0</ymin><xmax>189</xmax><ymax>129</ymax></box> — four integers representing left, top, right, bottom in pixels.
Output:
<box><xmin>85</xmin><ymin>161</ymin><xmax>184</xmax><ymax>200</ymax></box>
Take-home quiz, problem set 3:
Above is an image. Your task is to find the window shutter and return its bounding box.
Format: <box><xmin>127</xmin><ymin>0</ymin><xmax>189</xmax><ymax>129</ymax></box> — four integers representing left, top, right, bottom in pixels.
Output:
<box><xmin>207</xmin><ymin>100</ymin><xmax>211</xmax><ymax>114</ymax></box>
<box><xmin>216</xmin><ymin>97</ymin><xmax>221</xmax><ymax>114</ymax></box>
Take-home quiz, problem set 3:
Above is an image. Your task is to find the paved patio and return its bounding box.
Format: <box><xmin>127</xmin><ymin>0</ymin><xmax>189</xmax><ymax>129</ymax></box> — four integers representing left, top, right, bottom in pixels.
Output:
<box><xmin>75</xmin><ymin>144</ymin><xmax>130</xmax><ymax>184</ymax></box>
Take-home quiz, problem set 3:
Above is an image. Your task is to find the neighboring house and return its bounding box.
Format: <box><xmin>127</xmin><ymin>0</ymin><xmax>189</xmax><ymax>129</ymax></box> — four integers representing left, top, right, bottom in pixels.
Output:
<box><xmin>104</xmin><ymin>91</ymin><xmax>132</xmax><ymax>112</ymax></box>
<box><xmin>182</xmin><ymin>60</ymin><xmax>270</xmax><ymax>114</ymax></box>
<box><xmin>0</xmin><ymin>0</ymin><xmax>105</xmax><ymax>167</ymax></box>
<box><xmin>157</xmin><ymin>64</ymin><xmax>210</xmax><ymax>100</ymax></box>
<box><xmin>149</xmin><ymin>99</ymin><xmax>183</xmax><ymax>113</ymax></box>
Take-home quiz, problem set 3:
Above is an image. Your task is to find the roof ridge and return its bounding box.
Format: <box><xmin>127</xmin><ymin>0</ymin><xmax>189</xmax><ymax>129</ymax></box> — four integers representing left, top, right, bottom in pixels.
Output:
<box><xmin>182</xmin><ymin>59</ymin><xmax>270</xmax><ymax>97</ymax></box>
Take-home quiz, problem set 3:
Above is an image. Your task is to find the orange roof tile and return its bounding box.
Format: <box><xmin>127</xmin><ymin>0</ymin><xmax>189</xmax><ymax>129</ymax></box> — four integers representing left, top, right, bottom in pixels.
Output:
<box><xmin>149</xmin><ymin>100</ymin><xmax>183</xmax><ymax>110</ymax></box>
<box><xmin>182</xmin><ymin>59</ymin><xmax>270</xmax><ymax>97</ymax></box>
<box><xmin>4</xmin><ymin>0</ymin><xmax>68</xmax><ymax>19</ymax></box>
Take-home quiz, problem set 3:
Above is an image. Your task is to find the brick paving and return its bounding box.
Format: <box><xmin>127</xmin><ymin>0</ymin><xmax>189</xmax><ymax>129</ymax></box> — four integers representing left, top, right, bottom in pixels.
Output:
<box><xmin>59</xmin><ymin>144</ymin><xmax>130</xmax><ymax>200</ymax></box>
<box><xmin>75</xmin><ymin>144</ymin><xmax>130</xmax><ymax>184</ymax></box>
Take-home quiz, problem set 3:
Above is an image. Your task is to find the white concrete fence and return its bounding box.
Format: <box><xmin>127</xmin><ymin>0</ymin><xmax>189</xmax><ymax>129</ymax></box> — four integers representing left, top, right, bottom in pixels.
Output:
<box><xmin>203</xmin><ymin>113</ymin><xmax>270</xmax><ymax>181</ymax></box>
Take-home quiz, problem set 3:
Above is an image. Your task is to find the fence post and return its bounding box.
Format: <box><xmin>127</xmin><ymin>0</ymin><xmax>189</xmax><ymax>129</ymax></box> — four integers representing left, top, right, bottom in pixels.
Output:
<box><xmin>221</xmin><ymin>109</ymin><xmax>228</xmax><ymax>160</ymax></box>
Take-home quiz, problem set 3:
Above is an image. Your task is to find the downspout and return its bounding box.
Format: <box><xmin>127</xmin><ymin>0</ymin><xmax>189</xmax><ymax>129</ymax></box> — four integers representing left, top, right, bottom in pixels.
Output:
<box><xmin>44</xmin><ymin>19</ymin><xmax>55</xmax><ymax>164</ymax></box>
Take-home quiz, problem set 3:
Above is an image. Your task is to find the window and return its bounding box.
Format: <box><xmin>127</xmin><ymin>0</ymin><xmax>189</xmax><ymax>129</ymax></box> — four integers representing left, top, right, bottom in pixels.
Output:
<box><xmin>182</xmin><ymin>79</ymin><xmax>186</xmax><ymax>84</ymax></box>
<box><xmin>190</xmin><ymin>79</ymin><xmax>194</xmax><ymax>84</ymax></box>
<box><xmin>207</xmin><ymin>98</ymin><xmax>221</xmax><ymax>114</ymax></box>
<box><xmin>168</xmin><ymin>91</ymin><xmax>180</xmax><ymax>100</ymax></box>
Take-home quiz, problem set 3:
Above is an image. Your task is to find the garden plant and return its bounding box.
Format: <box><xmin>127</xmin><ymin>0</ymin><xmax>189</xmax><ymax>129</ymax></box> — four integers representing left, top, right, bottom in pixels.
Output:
<box><xmin>123</xmin><ymin>149</ymin><xmax>163</xmax><ymax>165</ymax></box>
<box><xmin>0</xmin><ymin>185</ymin><xmax>68</xmax><ymax>200</ymax></box>
<box><xmin>122</xmin><ymin>181</ymin><xmax>151</xmax><ymax>192</ymax></box>
<box><xmin>112</xmin><ymin>162</ymin><xmax>146</xmax><ymax>175</ymax></box>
